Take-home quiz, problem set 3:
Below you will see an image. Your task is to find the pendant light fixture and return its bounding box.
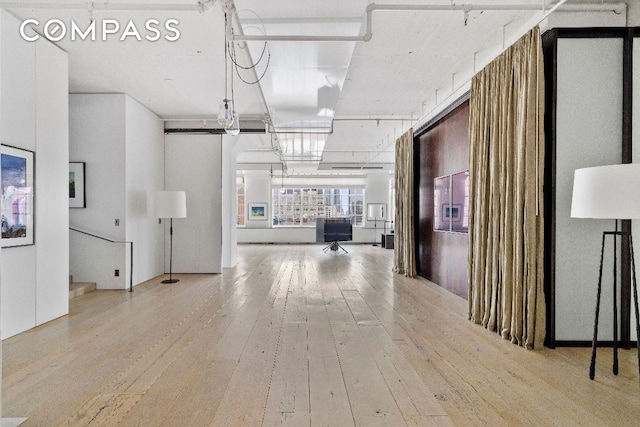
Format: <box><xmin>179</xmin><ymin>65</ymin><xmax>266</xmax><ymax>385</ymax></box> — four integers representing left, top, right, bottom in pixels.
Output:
<box><xmin>217</xmin><ymin>36</ymin><xmax>234</xmax><ymax>127</ymax></box>
<box><xmin>218</xmin><ymin>11</ymin><xmax>239</xmax><ymax>134</ymax></box>
<box><xmin>226</xmin><ymin>110</ymin><xmax>240</xmax><ymax>135</ymax></box>
<box><xmin>217</xmin><ymin>99</ymin><xmax>233</xmax><ymax>126</ymax></box>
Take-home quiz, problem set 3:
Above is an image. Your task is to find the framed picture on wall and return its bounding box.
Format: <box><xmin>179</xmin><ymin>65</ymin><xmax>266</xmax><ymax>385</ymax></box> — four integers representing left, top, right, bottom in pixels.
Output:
<box><xmin>444</xmin><ymin>204</ymin><xmax>461</xmax><ymax>221</ymax></box>
<box><xmin>249</xmin><ymin>203</ymin><xmax>267</xmax><ymax>220</ymax></box>
<box><xmin>1</xmin><ymin>144</ymin><xmax>35</xmax><ymax>248</ymax></box>
<box><xmin>69</xmin><ymin>162</ymin><xmax>86</xmax><ymax>208</ymax></box>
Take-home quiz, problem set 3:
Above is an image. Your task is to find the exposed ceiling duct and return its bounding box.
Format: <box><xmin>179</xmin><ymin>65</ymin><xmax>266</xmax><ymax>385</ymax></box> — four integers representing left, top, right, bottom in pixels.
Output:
<box><xmin>230</xmin><ymin>2</ymin><xmax>561</xmax><ymax>43</ymax></box>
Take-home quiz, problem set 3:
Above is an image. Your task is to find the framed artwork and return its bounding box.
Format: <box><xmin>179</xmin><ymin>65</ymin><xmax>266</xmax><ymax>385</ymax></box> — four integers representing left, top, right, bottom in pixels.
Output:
<box><xmin>1</xmin><ymin>144</ymin><xmax>35</xmax><ymax>248</ymax></box>
<box><xmin>249</xmin><ymin>203</ymin><xmax>267</xmax><ymax>220</ymax></box>
<box><xmin>444</xmin><ymin>204</ymin><xmax>461</xmax><ymax>221</ymax></box>
<box><xmin>69</xmin><ymin>162</ymin><xmax>86</xmax><ymax>208</ymax></box>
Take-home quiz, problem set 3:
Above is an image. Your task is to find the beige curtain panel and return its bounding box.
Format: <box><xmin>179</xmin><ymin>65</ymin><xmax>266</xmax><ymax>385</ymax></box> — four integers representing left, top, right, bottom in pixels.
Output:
<box><xmin>394</xmin><ymin>128</ymin><xmax>416</xmax><ymax>278</ymax></box>
<box><xmin>468</xmin><ymin>27</ymin><xmax>546</xmax><ymax>349</ymax></box>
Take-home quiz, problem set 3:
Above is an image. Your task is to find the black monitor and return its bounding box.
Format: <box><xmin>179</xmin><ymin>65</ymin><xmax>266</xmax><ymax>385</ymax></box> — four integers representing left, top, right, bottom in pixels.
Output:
<box><xmin>322</xmin><ymin>218</ymin><xmax>352</xmax><ymax>242</ymax></box>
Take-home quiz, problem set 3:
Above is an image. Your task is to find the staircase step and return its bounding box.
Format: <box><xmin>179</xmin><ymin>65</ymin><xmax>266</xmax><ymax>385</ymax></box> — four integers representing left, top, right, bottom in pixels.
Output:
<box><xmin>69</xmin><ymin>282</ymin><xmax>96</xmax><ymax>299</ymax></box>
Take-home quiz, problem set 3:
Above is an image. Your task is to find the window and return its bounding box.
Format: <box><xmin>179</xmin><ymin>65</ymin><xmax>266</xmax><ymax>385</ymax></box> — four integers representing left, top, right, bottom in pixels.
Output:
<box><xmin>237</xmin><ymin>178</ymin><xmax>245</xmax><ymax>226</ymax></box>
<box><xmin>272</xmin><ymin>188</ymin><xmax>364</xmax><ymax>227</ymax></box>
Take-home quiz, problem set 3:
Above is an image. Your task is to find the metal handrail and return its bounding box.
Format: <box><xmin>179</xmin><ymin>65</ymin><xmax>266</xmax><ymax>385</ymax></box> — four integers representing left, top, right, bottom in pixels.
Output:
<box><xmin>69</xmin><ymin>227</ymin><xmax>134</xmax><ymax>292</ymax></box>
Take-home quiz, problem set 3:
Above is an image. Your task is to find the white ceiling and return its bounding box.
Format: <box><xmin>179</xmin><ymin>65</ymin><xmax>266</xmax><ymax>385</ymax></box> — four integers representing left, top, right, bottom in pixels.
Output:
<box><xmin>4</xmin><ymin>0</ymin><xmax>593</xmax><ymax>174</ymax></box>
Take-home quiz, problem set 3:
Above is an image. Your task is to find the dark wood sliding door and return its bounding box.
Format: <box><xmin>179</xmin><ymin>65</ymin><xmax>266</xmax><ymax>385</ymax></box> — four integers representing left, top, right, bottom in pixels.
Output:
<box><xmin>414</xmin><ymin>99</ymin><xmax>470</xmax><ymax>299</ymax></box>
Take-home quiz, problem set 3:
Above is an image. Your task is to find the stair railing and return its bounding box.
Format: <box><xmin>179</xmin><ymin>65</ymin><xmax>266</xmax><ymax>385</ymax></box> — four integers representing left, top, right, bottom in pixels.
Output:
<box><xmin>69</xmin><ymin>227</ymin><xmax>134</xmax><ymax>292</ymax></box>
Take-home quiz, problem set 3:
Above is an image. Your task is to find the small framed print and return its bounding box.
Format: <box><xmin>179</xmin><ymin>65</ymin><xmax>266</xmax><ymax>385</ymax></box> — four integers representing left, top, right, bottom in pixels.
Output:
<box><xmin>69</xmin><ymin>162</ymin><xmax>86</xmax><ymax>208</ymax></box>
<box><xmin>249</xmin><ymin>203</ymin><xmax>267</xmax><ymax>220</ymax></box>
<box><xmin>444</xmin><ymin>204</ymin><xmax>461</xmax><ymax>220</ymax></box>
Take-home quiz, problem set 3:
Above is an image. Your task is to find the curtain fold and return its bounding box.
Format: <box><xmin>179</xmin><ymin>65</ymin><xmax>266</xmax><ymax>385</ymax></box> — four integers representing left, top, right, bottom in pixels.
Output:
<box><xmin>394</xmin><ymin>129</ymin><xmax>416</xmax><ymax>278</ymax></box>
<box><xmin>468</xmin><ymin>27</ymin><xmax>545</xmax><ymax>349</ymax></box>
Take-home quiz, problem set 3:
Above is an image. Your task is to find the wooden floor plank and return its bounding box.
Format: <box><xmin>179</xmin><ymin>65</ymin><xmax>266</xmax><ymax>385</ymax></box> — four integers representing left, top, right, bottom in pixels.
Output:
<box><xmin>321</xmin><ymin>268</ymin><xmax>411</xmax><ymax>426</ymax></box>
<box><xmin>211</xmin><ymin>256</ymin><xmax>292</xmax><ymax>427</ymax></box>
<box><xmin>3</xmin><ymin>244</ymin><xmax>640</xmax><ymax>426</ymax></box>
<box><xmin>306</xmin><ymin>260</ymin><xmax>355</xmax><ymax>427</ymax></box>
<box><xmin>262</xmin><ymin>321</ymin><xmax>310</xmax><ymax>427</ymax></box>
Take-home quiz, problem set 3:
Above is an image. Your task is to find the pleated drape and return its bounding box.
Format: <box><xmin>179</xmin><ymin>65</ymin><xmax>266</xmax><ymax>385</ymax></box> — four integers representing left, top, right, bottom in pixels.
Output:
<box><xmin>468</xmin><ymin>27</ymin><xmax>545</xmax><ymax>349</ymax></box>
<box><xmin>394</xmin><ymin>129</ymin><xmax>416</xmax><ymax>278</ymax></box>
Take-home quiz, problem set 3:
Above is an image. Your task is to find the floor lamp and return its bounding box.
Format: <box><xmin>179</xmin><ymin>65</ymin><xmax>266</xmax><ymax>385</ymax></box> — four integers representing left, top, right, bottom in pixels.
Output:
<box><xmin>156</xmin><ymin>191</ymin><xmax>187</xmax><ymax>284</ymax></box>
<box><xmin>368</xmin><ymin>204</ymin><xmax>385</xmax><ymax>247</ymax></box>
<box><xmin>571</xmin><ymin>164</ymin><xmax>640</xmax><ymax>384</ymax></box>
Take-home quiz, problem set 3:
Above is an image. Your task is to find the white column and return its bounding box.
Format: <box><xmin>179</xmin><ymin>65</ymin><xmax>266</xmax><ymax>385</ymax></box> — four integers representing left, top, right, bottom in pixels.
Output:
<box><xmin>222</xmin><ymin>135</ymin><xmax>238</xmax><ymax>268</ymax></box>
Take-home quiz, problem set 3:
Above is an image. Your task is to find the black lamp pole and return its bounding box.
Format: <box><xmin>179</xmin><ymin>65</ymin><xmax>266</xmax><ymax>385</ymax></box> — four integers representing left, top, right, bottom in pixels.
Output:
<box><xmin>162</xmin><ymin>218</ymin><xmax>179</xmax><ymax>284</ymax></box>
<box><xmin>372</xmin><ymin>216</ymin><xmax>378</xmax><ymax>246</ymax></box>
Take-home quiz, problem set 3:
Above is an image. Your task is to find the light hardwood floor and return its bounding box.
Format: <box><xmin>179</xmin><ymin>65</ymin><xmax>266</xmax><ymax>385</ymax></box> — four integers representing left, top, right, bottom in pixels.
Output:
<box><xmin>3</xmin><ymin>244</ymin><xmax>640</xmax><ymax>426</ymax></box>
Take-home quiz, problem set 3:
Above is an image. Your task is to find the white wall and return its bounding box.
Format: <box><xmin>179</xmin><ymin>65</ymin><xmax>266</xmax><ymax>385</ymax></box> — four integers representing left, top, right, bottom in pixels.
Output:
<box><xmin>1</xmin><ymin>10</ymin><xmax>36</xmax><ymax>339</ymax></box>
<box><xmin>69</xmin><ymin>94</ymin><xmax>127</xmax><ymax>289</ymax></box>
<box><xmin>365</xmin><ymin>173</ymin><xmax>393</xmax><ymax>242</ymax></box>
<box><xmin>124</xmin><ymin>96</ymin><xmax>164</xmax><ymax>284</ymax></box>
<box><xmin>238</xmin><ymin>227</ymin><xmax>315</xmax><ymax>244</ymax></box>
<box><xmin>555</xmin><ymin>38</ymin><xmax>623</xmax><ymax>341</ymax></box>
<box><xmin>221</xmin><ymin>136</ymin><xmax>237</xmax><ymax>268</ymax></box>
<box><xmin>35</xmin><ymin>36</ymin><xmax>70</xmax><ymax>326</ymax></box>
<box><xmin>243</xmin><ymin>172</ymin><xmax>271</xmax><ymax>229</ymax></box>
<box><xmin>0</xmin><ymin>11</ymin><xmax>69</xmax><ymax>339</ymax></box>
<box><xmin>69</xmin><ymin>94</ymin><xmax>126</xmax><ymax>238</ymax></box>
<box><xmin>69</xmin><ymin>93</ymin><xmax>164</xmax><ymax>289</ymax></box>
<box><xmin>165</xmin><ymin>134</ymin><xmax>222</xmax><ymax>274</ymax></box>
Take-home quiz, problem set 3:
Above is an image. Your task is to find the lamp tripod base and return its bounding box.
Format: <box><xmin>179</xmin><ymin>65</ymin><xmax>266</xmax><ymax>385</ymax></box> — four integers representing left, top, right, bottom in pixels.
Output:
<box><xmin>589</xmin><ymin>225</ymin><xmax>640</xmax><ymax>386</ymax></box>
<box><xmin>162</xmin><ymin>278</ymin><xmax>180</xmax><ymax>284</ymax></box>
<box><xmin>323</xmin><ymin>241</ymin><xmax>348</xmax><ymax>254</ymax></box>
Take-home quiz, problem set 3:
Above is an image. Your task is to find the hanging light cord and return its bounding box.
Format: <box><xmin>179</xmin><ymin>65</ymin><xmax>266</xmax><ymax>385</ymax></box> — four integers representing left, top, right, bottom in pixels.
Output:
<box><xmin>230</xmin><ymin>39</ymin><xmax>268</xmax><ymax>70</ymax></box>
<box><xmin>228</xmin><ymin>34</ymin><xmax>270</xmax><ymax>85</ymax></box>
<box><xmin>230</xmin><ymin>38</ymin><xmax>236</xmax><ymax>109</ymax></box>
<box><xmin>226</xmin><ymin>10</ymin><xmax>271</xmax><ymax>85</ymax></box>
<box><xmin>224</xmin><ymin>12</ymin><xmax>229</xmax><ymax>103</ymax></box>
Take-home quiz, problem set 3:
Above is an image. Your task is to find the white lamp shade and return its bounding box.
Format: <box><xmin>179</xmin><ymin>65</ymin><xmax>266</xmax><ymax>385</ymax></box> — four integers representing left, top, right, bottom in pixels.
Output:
<box><xmin>156</xmin><ymin>191</ymin><xmax>187</xmax><ymax>218</ymax></box>
<box><xmin>571</xmin><ymin>164</ymin><xmax>640</xmax><ymax>219</ymax></box>
<box><xmin>368</xmin><ymin>204</ymin><xmax>385</xmax><ymax>219</ymax></box>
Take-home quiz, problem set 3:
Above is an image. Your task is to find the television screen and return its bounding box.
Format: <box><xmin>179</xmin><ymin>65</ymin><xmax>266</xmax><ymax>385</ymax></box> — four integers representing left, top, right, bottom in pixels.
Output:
<box><xmin>323</xmin><ymin>218</ymin><xmax>352</xmax><ymax>242</ymax></box>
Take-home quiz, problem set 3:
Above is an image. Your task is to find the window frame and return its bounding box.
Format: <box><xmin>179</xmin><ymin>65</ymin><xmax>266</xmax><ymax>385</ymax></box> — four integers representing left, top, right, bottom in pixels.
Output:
<box><xmin>271</xmin><ymin>187</ymin><xmax>364</xmax><ymax>228</ymax></box>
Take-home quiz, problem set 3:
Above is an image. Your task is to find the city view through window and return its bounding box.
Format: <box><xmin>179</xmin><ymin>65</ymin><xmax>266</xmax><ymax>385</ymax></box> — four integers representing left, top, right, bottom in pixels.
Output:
<box><xmin>272</xmin><ymin>188</ymin><xmax>364</xmax><ymax>227</ymax></box>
